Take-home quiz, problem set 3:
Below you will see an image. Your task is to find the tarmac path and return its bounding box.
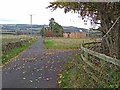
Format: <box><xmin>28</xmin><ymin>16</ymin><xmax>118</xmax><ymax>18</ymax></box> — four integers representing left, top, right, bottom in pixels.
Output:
<box><xmin>2</xmin><ymin>38</ymin><xmax>77</xmax><ymax>88</ymax></box>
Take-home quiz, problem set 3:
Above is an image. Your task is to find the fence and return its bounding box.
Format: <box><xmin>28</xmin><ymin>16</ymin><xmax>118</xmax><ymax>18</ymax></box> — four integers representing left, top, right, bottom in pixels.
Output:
<box><xmin>80</xmin><ymin>41</ymin><xmax>120</xmax><ymax>88</ymax></box>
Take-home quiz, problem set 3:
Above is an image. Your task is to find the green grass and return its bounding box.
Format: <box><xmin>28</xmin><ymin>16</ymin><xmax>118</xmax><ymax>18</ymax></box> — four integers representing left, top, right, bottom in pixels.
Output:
<box><xmin>44</xmin><ymin>38</ymin><xmax>100</xmax><ymax>49</ymax></box>
<box><xmin>59</xmin><ymin>53</ymin><xmax>101</xmax><ymax>88</ymax></box>
<box><xmin>1</xmin><ymin>39</ymin><xmax>36</xmax><ymax>65</ymax></box>
<box><xmin>44</xmin><ymin>40</ymin><xmax>54</xmax><ymax>49</ymax></box>
<box><xmin>58</xmin><ymin>52</ymin><xmax>120</xmax><ymax>88</ymax></box>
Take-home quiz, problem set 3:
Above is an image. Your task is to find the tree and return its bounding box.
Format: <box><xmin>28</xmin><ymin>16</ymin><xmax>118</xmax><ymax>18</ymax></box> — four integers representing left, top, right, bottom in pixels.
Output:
<box><xmin>40</xmin><ymin>28</ymin><xmax>44</xmax><ymax>37</ymax></box>
<box><xmin>47</xmin><ymin>1</ymin><xmax>120</xmax><ymax>59</ymax></box>
<box><xmin>49</xmin><ymin>18</ymin><xmax>63</xmax><ymax>37</ymax></box>
<box><xmin>49</xmin><ymin>18</ymin><xmax>55</xmax><ymax>31</ymax></box>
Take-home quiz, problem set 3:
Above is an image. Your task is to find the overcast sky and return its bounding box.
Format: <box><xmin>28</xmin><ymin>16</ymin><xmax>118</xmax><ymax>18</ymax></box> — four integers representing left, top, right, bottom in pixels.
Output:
<box><xmin>0</xmin><ymin>0</ymin><xmax>96</xmax><ymax>29</ymax></box>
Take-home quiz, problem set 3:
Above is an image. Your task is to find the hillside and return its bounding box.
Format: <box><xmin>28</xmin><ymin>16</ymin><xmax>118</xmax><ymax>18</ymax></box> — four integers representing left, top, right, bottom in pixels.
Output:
<box><xmin>0</xmin><ymin>24</ymin><xmax>48</xmax><ymax>31</ymax></box>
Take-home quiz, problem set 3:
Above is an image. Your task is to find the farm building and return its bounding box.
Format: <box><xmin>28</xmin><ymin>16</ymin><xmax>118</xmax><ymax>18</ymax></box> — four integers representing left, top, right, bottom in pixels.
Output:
<box><xmin>63</xmin><ymin>27</ymin><xmax>87</xmax><ymax>38</ymax></box>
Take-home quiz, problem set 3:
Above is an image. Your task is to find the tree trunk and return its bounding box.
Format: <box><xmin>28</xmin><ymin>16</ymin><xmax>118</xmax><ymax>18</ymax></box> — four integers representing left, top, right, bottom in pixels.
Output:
<box><xmin>117</xmin><ymin>18</ymin><xmax>120</xmax><ymax>59</ymax></box>
<box><xmin>99</xmin><ymin>3</ymin><xmax>111</xmax><ymax>56</ymax></box>
<box><xmin>99</xmin><ymin>3</ymin><xmax>120</xmax><ymax>59</ymax></box>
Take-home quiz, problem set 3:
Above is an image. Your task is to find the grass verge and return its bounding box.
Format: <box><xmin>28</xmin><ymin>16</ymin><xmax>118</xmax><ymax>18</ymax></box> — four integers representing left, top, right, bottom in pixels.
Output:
<box><xmin>2</xmin><ymin>40</ymin><xmax>36</xmax><ymax>65</ymax></box>
<box><xmin>58</xmin><ymin>52</ymin><xmax>101</xmax><ymax>88</ymax></box>
<box><xmin>58</xmin><ymin>52</ymin><xmax>120</xmax><ymax>88</ymax></box>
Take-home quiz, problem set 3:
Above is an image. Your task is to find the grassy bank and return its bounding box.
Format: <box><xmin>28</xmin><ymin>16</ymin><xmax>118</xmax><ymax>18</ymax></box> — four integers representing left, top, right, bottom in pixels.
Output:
<box><xmin>58</xmin><ymin>52</ymin><xmax>119</xmax><ymax>88</ymax></box>
<box><xmin>1</xmin><ymin>34</ymin><xmax>39</xmax><ymax>65</ymax></box>
<box><xmin>2</xmin><ymin>39</ymin><xmax>36</xmax><ymax>64</ymax></box>
<box><xmin>58</xmin><ymin>53</ymin><xmax>99</xmax><ymax>88</ymax></box>
<box><xmin>44</xmin><ymin>38</ymin><xmax>99</xmax><ymax>49</ymax></box>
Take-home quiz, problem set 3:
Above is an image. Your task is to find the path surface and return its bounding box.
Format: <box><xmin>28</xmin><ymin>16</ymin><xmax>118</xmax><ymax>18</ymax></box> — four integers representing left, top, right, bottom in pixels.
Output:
<box><xmin>2</xmin><ymin>38</ymin><xmax>76</xmax><ymax>88</ymax></box>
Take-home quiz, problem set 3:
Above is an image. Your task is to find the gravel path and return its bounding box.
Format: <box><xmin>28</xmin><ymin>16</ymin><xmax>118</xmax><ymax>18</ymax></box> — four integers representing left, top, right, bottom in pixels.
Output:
<box><xmin>2</xmin><ymin>38</ymin><xmax>77</xmax><ymax>88</ymax></box>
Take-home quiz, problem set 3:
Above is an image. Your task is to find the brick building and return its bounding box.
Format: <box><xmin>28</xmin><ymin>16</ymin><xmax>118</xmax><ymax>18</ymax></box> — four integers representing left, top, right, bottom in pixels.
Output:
<box><xmin>63</xmin><ymin>27</ymin><xmax>87</xmax><ymax>38</ymax></box>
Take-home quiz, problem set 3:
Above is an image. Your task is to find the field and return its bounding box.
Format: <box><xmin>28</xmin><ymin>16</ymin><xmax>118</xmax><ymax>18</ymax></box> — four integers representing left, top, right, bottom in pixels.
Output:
<box><xmin>1</xmin><ymin>34</ymin><xmax>38</xmax><ymax>65</ymax></box>
<box><xmin>44</xmin><ymin>38</ymin><xmax>100</xmax><ymax>49</ymax></box>
<box><xmin>1</xmin><ymin>34</ymin><xmax>36</xmax><ymax>45</ymax></box>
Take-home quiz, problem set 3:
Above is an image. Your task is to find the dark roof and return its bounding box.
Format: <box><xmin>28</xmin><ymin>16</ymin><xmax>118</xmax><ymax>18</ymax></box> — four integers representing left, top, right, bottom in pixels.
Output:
<box><xmin>63</xmin><ymin>26</ymin><xmax>88</xmax><ymax>33</ymax></box>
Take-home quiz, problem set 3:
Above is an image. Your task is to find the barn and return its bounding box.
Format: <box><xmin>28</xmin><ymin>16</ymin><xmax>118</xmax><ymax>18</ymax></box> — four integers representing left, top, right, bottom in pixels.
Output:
<box><xmin>63</xmin><ymin>27</ymin><xmax>87</xmax><ymax>38</ymax></box>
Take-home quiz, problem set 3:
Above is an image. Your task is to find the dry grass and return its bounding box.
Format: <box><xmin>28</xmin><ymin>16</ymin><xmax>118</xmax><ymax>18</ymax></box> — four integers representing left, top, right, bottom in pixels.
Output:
<box><xmin>2</xmin><ymin>34</ymin><xmax>36</xmax><ymax>45</ymax></box>
<box><xmin>44</xmin><ymin>37</ymin><xmax>101</xmax><ymax>49</ymax></box>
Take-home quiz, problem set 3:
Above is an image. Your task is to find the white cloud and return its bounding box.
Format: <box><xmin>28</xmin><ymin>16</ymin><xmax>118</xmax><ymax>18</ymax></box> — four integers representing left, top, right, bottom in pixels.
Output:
<box><xmin>0</xmin><ymin>0</ymin><xmax>94</xmax><ymax>28</ymax></box>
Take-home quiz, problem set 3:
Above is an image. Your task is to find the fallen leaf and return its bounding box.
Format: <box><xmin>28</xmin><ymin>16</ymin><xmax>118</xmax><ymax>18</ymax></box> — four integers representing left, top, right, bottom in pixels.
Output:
<box><xmin>35</xmin><ymin>79</ymin><xmax>38</xmax><ymax>81</ymax></box>
<box><xmin>38</xmin><ymin>77</ymin><xmax>42</xmax><ymax>79</ymax></box>
<box><xmin>37</xmin><ymin>69</ymin><xmax>40</xmax><ymax>72</ymax></box>
<box><xmin>22</xmin><ymin>71</ymin><xmax>26</xmax><ymax>74</ymax></box>
<box><xmin>23</xmin><ymin>77</ymin><xmax>26</xmax><ymax>80</ymax></box>
<box><xmin>46</xmin><ymin>78</ymin><xmax>50</xmax><ymax>81</ymax></box>
<box><xmin>45</xmin><ymin>66</ymin><xmax>48</xmax><ymax>68</ymax></box>
<box><xmin>30</xmin><ymin>80</ymin><xmax>33</xmax><ymax>83</ymax></box>
<box><xmin>58</xmin><ymin>81</ymin><xmax>62</xmax><ymax>84</ymax></box>
<box><xmin>40</xmin><ymin>69</ymin><xmax>42</xmax><ymax>71</ymax></box>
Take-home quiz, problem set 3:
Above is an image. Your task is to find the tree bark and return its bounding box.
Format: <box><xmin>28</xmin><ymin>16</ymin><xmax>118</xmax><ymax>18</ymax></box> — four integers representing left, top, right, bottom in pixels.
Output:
<box><xmin>99</xmin><ymin>3</ymin><xmax>120</xmax><ymax>59</ymax></box>
<box><xmin>117</xmin><ymin>18</ymin><xmax>120</xmax><ymax>59</ymax></box>
<box><xmin>99</xmin><ymin>3</ymin><xmax>111</xmax><ymax>56</ymax></box>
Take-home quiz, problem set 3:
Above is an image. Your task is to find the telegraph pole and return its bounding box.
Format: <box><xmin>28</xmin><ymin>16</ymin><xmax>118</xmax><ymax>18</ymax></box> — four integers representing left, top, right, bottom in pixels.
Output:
<box><xmin>30</xmin><ymin>14</ymin><xmax>32</xmax><ymax>35</ymax></box>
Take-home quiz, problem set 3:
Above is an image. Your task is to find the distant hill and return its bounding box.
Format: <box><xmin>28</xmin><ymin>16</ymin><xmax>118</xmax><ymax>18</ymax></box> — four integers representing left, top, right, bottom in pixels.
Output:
<box><xmin>0</xmin><ymin>24</ymin><xmax>48</xmax><ymax>31</ymax></box>
<box><xmin>0</xmin><ymin>24</ymin><xmax>89</xmax><ymax>34</ymax></box>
